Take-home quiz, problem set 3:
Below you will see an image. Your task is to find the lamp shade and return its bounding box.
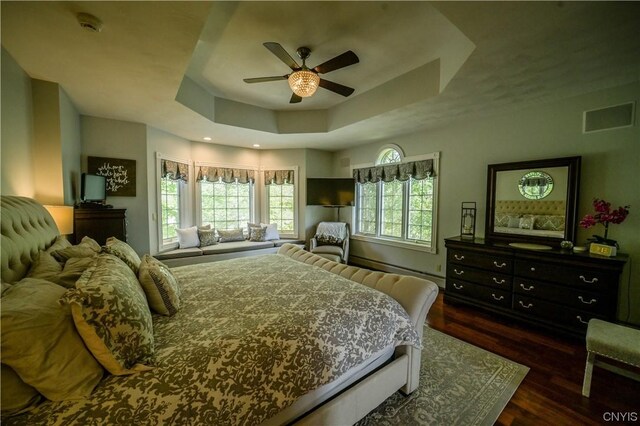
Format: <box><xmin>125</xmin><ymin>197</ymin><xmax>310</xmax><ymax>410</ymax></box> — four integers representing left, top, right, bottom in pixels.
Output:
<box><xmin>288</xmin><ymin>70</ymin><xmax>320</xmax><ymax>97</ymax></box>
<box><xmin>44</xmin><ymin>205</ymin><xmax>74</xmax><ymax>235</ymax></box>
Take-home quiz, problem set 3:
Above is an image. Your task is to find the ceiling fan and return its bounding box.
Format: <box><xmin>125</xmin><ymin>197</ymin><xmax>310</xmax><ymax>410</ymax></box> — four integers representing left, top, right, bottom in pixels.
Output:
<box><xmin>243</xmin><ymin>42</ymin><xmax>359</xmax><ymax>104</ymax></box>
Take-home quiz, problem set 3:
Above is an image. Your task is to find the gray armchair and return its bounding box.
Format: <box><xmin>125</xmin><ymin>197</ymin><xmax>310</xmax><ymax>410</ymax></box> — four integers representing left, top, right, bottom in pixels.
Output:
<box><xmin>310</xmin><ymin>222</ymin><xmax>350</xmax><ymax>264</ymax></box>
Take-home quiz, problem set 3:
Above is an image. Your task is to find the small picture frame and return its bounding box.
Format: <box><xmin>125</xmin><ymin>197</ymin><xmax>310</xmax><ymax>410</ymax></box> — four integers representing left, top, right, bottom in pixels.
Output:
<box><xmin>460</xmin><ymin>202</ymin><xmax>477</xmax><ymax>239</ymax></box>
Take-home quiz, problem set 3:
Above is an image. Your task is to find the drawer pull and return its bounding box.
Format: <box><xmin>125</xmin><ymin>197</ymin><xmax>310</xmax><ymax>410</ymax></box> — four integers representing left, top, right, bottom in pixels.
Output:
<box><xmin>576</xmin><ymin>315</ymin><xmax>589</xmax><ymax>325</ymax></box>
<box><xmin>493</xmin><ymin>261</ymin><xmax>507</xmax><ymax>268</ymax></box>
<box><xmin>492</xmin><ymin>277</ymin><xmax>506</xmax><ymax>285</ymax></box>
<box><xmin>530</xmin><ymin>267</ymin><xmax>536</xmax><ymax>272</ymax></box>
<box><xmin>454</xmin><ymin>254</ymin><xmax>465</xmax><ymax>261</ymax></box>
<box><xmin>453</xmin><ymin>283</ymin><xmax>464</xmax><ymax>290</ymax></box>
<box><xmin>518</xmin><ymin>301</ymin><xmax>533</xmax><ymax>309</ymax></box>
<box><xmin>519</xmin><ymin>284</ymin><xmax>535</xmax><ymax>291</ymax></box>
<box><xmin>578</xmin><ymin>296</ymin><xmax>597</xmax><ymax>305</ymax></box>
<box><xmin>579</xmin><ymin>275</ymin><xmax>599</xmax><ymax>284</ymax></box>
<box><xmin>453</xmin><ymin>269</ymin><xmax>464</xmax><ymax>275</ymax></box>
<box><xmin>491</xmin><ymin>293</ymin><xmax>504</xmax><ymax>301</ymax></box>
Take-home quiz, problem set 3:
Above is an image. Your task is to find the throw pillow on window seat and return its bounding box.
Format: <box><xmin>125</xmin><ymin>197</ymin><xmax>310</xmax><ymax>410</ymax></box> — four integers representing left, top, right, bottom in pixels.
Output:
<box><xmin>218</xmin><ymin>228</ymin><xmax>245</xmax><ymax>243</ymax></box>
<box><xmin>249</xmin><ymin>227</ymin><xmax>267</xmax><ymax>242</ymax></box>
<box><xmin>260</xmin><ymin>223</ymin><xmax>280</xmax><ymax>240</ymax></box>
<box><xmin>175</xmin><ymin>226</ymin><xmax>200</xmax><ymax>249</ymax></box>
<box><xmin>198</xmin><ymin>229</ymin><xmax>218</xmax><ymax>246</ymax></box>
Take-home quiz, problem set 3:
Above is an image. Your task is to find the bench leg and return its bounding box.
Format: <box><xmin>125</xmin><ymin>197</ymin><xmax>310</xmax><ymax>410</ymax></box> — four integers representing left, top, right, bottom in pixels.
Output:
<box><xmin>582</xmin><ymin>352</ymin><xmax>595</xmax><ymax>397</ymax></box>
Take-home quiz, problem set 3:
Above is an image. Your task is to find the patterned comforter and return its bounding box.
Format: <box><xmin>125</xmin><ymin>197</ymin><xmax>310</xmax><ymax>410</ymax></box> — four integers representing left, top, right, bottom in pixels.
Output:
<box><xmin>8</xmin><ymin>254</ymin><xmax>421</xmax><ymax>425</ymax></box>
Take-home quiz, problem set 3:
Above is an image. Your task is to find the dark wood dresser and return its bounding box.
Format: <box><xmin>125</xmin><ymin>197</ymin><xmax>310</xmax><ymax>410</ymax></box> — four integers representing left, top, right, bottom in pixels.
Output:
<box><xmin>74</xmin><ymin>208</ymin><xmax>127</xmax><ymax>245</ymax></box>
<box><xmin>444</xmin><ymin>236</ymin><xmax>628</xmax><ymax>337</ymax></box>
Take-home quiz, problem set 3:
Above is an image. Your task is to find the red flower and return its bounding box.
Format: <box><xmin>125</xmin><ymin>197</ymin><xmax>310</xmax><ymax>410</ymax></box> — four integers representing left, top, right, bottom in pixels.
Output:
<box><xmin>579</xmin><ymin>214</ymin><xmax>596</xmax><ymax>228</ymax></box>
<box><xmin>580</xmin><ymin>198</ymin><xmax>630</xmax><ymax>239</ymax></box>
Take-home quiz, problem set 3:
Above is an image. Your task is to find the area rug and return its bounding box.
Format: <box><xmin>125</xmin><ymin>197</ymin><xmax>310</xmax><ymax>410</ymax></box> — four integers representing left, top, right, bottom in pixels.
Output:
<box><xmin>357</xmin><ymin>327</ymin><xmax>529</xmax><ymax>426</ymax></box>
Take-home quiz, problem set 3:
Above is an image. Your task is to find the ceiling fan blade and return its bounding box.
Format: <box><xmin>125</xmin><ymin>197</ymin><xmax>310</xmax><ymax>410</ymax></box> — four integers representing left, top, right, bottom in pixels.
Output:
<box><xmin>243</xmin><ymin>76</ymin><xmax>288</xmax><ymax>83</ymax></box>
<box><xmin>290</xmin><ymin>93</ymin><xmax>302</xmax><ymax>104</ymax></box>
<box><xmin>263</xmin><ymin>42</ymin><xmax>300</xmax><ymax>70</ymax></box>
<box><xmin>313</xmin><ymin>51</ymin><xmax>359</xmax><ymax>74</ymax></box>
<box><xmin>319</xmin><ymin>78</ymin><xmax>355</xmax><ymax>97</ymax></box>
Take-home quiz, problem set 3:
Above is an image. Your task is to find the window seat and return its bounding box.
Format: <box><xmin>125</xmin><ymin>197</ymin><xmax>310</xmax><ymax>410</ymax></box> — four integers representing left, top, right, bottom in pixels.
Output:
<box><xmin>155</xmin><ymin>239</ymin><xmax>305</xmax><ymax>267</ymax></box>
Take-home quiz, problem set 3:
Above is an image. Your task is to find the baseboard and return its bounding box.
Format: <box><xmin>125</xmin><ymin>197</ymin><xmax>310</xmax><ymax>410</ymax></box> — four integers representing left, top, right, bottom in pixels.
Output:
<box><xmin>349</xmin><ymin>256</ymin><xmax>445</xmax><ymax>288</ymax></box>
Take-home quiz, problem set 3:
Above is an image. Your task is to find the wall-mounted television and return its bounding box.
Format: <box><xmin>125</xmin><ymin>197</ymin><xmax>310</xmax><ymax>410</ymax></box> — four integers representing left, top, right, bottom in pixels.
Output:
<box><xmin>306</xmin><ymin>178</ymin><xmax>355</xmax><ymax>206</ymax></box>
<box><xmin>81</xmin><ymin>173</ymin><xmax>107</xmax><ymax>203</ymax></box>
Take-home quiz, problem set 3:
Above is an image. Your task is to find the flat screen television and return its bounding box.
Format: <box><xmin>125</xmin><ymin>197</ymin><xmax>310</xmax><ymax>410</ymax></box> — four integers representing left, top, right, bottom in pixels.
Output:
<box><xmin>306</xmin><ymin>178</ymin><xmax>355</xmax><ymax>206</ymax></box>
<box><xmin>81</xmin><ymin>173</ymin><xmax>107</xmax><ymax>203</ymax></box>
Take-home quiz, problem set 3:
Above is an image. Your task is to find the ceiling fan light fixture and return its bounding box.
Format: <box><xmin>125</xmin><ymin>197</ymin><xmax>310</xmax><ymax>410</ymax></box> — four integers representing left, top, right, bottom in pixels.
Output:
<box><xmin>288</xmin><ymin>70</ymin><xmax>320</xmax><ymax>97</ymax></box>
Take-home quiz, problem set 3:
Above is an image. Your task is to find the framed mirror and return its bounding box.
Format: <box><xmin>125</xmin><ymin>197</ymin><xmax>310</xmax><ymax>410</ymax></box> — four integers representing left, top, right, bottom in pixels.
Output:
<box><xmin>485</xmin><ymin>156</ymin><xmax>581</xmax><ymax>247</ymax></box>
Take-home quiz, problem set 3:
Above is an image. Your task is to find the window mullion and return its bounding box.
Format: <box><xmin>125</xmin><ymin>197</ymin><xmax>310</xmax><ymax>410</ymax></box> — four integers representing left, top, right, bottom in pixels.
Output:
<box><xmin>402</xmin><ymin>180</ymin><xmax>409</xmax><ymax>240</ymax></box>
<box><xmin>375</xmin><ymin>181</ymin><xmax>382</xmax><ymax>237</ymax></box>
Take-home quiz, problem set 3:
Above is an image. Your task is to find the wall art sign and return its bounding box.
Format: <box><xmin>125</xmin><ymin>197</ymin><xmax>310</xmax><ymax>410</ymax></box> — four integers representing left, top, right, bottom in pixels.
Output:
<box><xmin>87</xmin><ymin>156</ymin><xmax>136</xmax><ymax>196</ymax></box>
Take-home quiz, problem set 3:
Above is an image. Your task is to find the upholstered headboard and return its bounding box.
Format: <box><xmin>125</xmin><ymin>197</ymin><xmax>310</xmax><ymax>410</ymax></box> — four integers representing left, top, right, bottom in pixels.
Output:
<box><xmin>495</xmin><ymin>200</ymin><xmax>565</xmax><ymax>216</ymax></box>
<box><xmin>1</xmin><ymin>196</ymin><xmax>59</xmax><ymax>283</ymax></box>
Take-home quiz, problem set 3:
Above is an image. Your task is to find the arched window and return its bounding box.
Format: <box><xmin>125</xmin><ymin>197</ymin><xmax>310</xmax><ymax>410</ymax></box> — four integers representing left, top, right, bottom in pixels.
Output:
<box><xmin>375</xmin><ymin>146</ymin><xmax>403</xmax><ymax>165</ymax></box>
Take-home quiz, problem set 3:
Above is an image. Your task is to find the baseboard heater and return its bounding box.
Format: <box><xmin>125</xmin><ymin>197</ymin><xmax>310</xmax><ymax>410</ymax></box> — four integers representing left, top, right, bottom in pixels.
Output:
<box><xmin>349</xmin><ymin>255</ymin><xmax>445</xmax><ymax>288</ymax></box>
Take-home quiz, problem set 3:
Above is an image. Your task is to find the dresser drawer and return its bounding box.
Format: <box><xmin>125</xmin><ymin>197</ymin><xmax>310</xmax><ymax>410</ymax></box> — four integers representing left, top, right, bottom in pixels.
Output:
<box><xmin>447</xmin><ymin>279</ymin><xmax>512</xmax><ymax>308</ymax></box>
<box><xmin>514</xmin><ymin>260</ymin><xmax>616</xmax><ymax>289</ymax></box>
<box><xmin>513</xmin><ymin>279</ymin><xmax>609</xmax><ymax>315</ymax></box>
<box><xmin>513</xmin><ymin>295</ymin><xmax>604</xmax><ymax>332</ymax></box>
<box><xmin>448</xmin><ymin>249</ymin><xmax>513</xmax><ymax>273</ymax></box>
<box><xmin>447</xmin><ymin>265</ymin><xmax>512</xmax><ymax>290</ymax></box>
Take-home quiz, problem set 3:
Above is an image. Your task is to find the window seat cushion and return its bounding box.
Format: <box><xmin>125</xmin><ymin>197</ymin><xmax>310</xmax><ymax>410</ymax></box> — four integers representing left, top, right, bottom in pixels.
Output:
<box><xmin>201</xmin><ymin>240</ymin><xmax>274</xmax><ymax>255</ymax></box>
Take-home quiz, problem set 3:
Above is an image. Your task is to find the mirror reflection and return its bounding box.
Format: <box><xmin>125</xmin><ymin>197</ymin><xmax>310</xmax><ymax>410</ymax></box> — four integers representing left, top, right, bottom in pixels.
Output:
<box><xmin>493</xmin><ymin>166</ymin><xmax>568</xmax><ymax>239</ymax></box>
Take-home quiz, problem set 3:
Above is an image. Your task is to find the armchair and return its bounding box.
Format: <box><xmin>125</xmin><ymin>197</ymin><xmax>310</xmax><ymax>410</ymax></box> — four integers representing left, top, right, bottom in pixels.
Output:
<box><xmin>310</xmin><ymin>222</ymin><xmax>350</xmax><ymax>264</ymax></box>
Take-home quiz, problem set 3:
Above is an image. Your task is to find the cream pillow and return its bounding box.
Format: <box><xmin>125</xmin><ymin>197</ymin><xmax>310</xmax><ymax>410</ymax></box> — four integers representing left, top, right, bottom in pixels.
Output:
<box><xmin>45</xmin><ymin>235</ymin><xmax>72</xmax><ymax>255</ymax></box>
<box><xmin>103</xmin><ymin>237</ymin><xmax>141</xmax><ymax>274</ymax></box>
<box><xmin>1</xmin><ymin>278</ymin><xmax>103</xmax><ymax>401</ymax></box>
<box><xmin>56</xmin><ymin>257</ymin><xmax>97</xmax><ymax>288</ymax></box>
<box><xmin>260</xmin><ymin>223</ymin><xmax>280</xmax><ymax>240</ymax></box>
<box><xmin>176</xmin><ymin>226</ymin><xmax>199</xmax><ymax>249</ymax></box>
<box><xmin>62</xmin><ymin>254</ymin><xmax>154</xmax><ymax>375</ymax></box>
<box><xmin>1</xmin><ymin>364</ymin><xmax>41</xmax><ymax>418</ymax></box>
<box><xmin>51</xmin><ymin>236</ymin><xmax>101</xmax><ymax>262</ymax></box>
<box><xmin>138</xmin><ymin>255</ymin><xmax>181</xmax><ymax>316</ymax></box>
<box><xmin>217</xmin><ymin>228</ymin><xmax>245</xmax><ymax>242</ymax></box>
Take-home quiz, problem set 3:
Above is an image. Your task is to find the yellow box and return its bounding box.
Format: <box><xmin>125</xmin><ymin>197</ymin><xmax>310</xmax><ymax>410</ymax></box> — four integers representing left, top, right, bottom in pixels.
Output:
<box><xmin>589</xmin><ymin>243</ymin><xmax>617</xmax><ymax>257</ymax></box>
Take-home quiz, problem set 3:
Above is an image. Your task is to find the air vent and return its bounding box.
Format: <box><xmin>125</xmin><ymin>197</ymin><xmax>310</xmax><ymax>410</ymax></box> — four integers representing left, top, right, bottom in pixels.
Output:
<box><xmin>583</xmin><ymin>102</ymin><xmax>635</xmax><ymax>133</ymax></box>
<box><xmin>77</xmin><ymin>13</ymin><xmax>103</xmax><ymax>33</ymax></box>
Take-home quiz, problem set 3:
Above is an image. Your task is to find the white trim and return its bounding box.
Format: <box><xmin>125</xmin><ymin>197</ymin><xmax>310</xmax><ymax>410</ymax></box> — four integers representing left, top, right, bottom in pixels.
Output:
<box><xmin>351</xmin><ymin>234</ymin><xmax>436</xmax><ymax>254</ymax></box>
<box><xmin>194</xmin><ymin>160</ymin><xmax>259</xmax><ymax>170</ymax></box>
<box><xmin>260</xmin><ymin>165</ymin><xmax>300</xmax><ymax>239</ymax></box>
<box><xmin>582</xmin><ymin>101</ymin><xmax>636</xmax><ymax>134</ymax></box>
<box><xmin>156</xmin><ymin>152</ymin><xmax>192</xmax><ymax>253</ymax></box>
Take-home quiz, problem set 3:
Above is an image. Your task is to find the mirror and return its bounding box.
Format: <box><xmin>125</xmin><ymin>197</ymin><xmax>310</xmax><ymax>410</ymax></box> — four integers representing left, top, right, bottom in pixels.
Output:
<box><xmin>485</xmin><ymin>156</ymin><xmax>581</xmax><ymax>247</ymax></box>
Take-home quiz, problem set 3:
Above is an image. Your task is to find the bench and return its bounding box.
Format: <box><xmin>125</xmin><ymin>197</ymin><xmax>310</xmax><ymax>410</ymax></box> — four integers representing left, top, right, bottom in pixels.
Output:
<box><xmin>154</xmin><ymin>239</ymin><xmax>305</xmax><ymax>267</ymax></box>
<box><xmin>582</xmin><ymin>318</ymin><xmax>640</xmax><ymax>397</ymax></box>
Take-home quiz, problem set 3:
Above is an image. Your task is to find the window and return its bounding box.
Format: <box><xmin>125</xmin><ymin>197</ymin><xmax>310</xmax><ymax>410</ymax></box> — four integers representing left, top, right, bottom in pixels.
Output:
<box><xmin>160</xmin><ymin>177</ymin><xmax>181</xmax><ymax>244</ymax></box>
<box><xmin>264</xmin><ymin>169</ymin><xmax>297</xmax><ymax>236</ymax></box>
<box><xmin>196</xmin><ymin>165</ymin><xmax>256</xmax><ymax>232</ymax></box>
<box><xmin>353</xmin><ymin>148</ymin><xmax>438</xmax><ymax>252</ymax></box>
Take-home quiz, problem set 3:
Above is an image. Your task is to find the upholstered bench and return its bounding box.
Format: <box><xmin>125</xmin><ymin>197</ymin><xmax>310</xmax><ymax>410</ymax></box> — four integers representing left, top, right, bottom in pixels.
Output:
<box><xmin>582</xmin><ymin>318</ymin><xmax>640</xmax><ymax>397</ymax></box>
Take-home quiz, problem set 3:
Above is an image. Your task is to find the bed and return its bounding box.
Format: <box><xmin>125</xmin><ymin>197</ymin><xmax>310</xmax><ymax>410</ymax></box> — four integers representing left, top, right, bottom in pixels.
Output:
<box><xmin>0</xmin><ymin>196</ymin><xmax>439</xmax><ymax>425</ymax></box>
<box><xmin>493</xmin><ymin>199</ymin><xmax>566</xmax><ymax>238</ymax></box>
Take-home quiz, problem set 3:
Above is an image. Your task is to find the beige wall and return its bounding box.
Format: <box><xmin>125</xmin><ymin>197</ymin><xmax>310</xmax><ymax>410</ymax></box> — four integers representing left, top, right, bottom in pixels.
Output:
<box><xmin>59</xmin><ymin>88</ymin><xmax>82</xmax><ymax>205</ymax></box>
<box><xmin>334</xmin><ymin>82</ymin><xmax>640</xmax><ymax>324</ymax></box>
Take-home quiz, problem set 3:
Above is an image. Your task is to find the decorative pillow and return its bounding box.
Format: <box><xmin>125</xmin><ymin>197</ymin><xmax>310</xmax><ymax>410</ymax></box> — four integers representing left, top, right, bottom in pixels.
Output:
<box><xmin>103</xmin><ymin>237</ymin><xmax>141</xmax><ymax>274</ymax></box>
<box><xmin>218</xmin><ymin>228</ymin><xmax>245</xmax><ymax>243</ymax></box>
<box><xmin>247</xmin><ymin>222</ymin><xmax>260</xmax><ymax>239</ymax></box>
<box><xmin>198</xmin><ymin>229</ymin><xmax>218</xmax><ymax>247</ymax></box>
<box><xmin>51</xmin><ymin>236</ymin><xmax>101</xmax><ymax>262</ymax></box>
<box><xmin>249</xmin><ymin>227</ymin><xmax>267</xmax><ymax>242</ymax></box>
<box><xmin>45</xmin><ymin>235</ymin><xmax>72</xmax><ymax>255</ymax></box>
<box><xmin>1</xmin><ymin>278</ymin><xmax>103</xmax><ymax>401</ymax></box>
<box><xmin>55</xmin><ymin>257</ymin><xmax>97</xmax><ymax>288</ymax></box>
<box><xmin>494</xmin><ymin>212</ymin><xmax>509</xmax><ymax>228</ymax></box>
<box><xmin>507</xmin><ymin>215</ymin><xmax>521</xmax><ymax>228</ymax></box>
<box><xmin>315</xmin><ymin>233</ymin><xmax>344</xmax><ymax>246</ymax></box>
<box><xmin>260</xmin><ymin>223</ymin><xmax>280</xmax><ymax>240</ymax></box>
<box><xmin>138</xmin><ymin>255</ymin><xmax>181</xmax><ymax>316</ymax></box>
<box><xmin>1</xmin><ymin>364</ymin><xmax>41</xmax><ymax>417</ymax></box>
<box><xmin>176</xmin><ymin>226</ymin><xmax>199</xmax><ymax>249</ymax></box>
<box><xmin>61</xmin><ymin>254</ymin><xmax>154</xmax><ymax>375</ymax></box>
<box><xmin>534</xmin><ymin>214</ymin><xmax>566</xmax><ymax>231</ymax></box>
<box><xmin>519</xmin><ymin>215</ymin><xmax>534</xmax><ymax>230</ymax></box>
<box><xmin>198</xmin><ymin>224</ymin><xmax>211</xmax><ymax>231</ymax></box>
<box><xmin>26</xmin><ymin>250</ymin><xmax>63</xmax><ymax>281</ymax></box>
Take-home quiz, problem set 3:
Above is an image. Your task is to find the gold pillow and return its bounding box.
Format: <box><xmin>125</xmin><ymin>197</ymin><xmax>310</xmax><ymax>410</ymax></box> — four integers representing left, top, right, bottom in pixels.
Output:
<box><xmin>44</xmin><ymin>235</ymin><xmax>72</xmax><ymax>255</ymax></box>
<box><xmin>0</xmin><ymin>278</ymin><xmax>103</xmax><ymax>401</ymax></box>
<box><xmin>62</xmin><ymin>254</ymin><xmax>154</xmax><ymax>375</ymax></box>
<box><xmin>138</xmin><ymin>255</ymin><xmax>181</xmax><ymax>316</ymax></box>
<box><xmin>1</xmin><ymin>364</ymin><xmax>41</xmax><ymax>418</ymax></box>
<box><xmin>51</xmin><ymin>236</ymin><xmax>101</xmax><ymax>262</ymax></box>
<box><xmin>56</xmin><ymin>257</ymin><xmax>97</xmax><ymax>288</ymax></box>
<box><xmin>103</xmin><ymin>237</ymin><xmax>141</xmax><ymax>274</ymax></box>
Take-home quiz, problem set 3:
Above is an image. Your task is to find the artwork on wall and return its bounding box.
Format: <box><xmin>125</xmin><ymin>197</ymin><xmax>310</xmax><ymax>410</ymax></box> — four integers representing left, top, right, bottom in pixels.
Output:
<box><xmin>87</xmin><ymin>156</ymin><xmax>136</xmax><ymax>196</ymax></box>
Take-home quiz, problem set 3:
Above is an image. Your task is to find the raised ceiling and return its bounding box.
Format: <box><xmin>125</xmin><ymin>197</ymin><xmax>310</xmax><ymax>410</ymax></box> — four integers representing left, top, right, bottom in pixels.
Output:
<box><xmin>2</xmin><ymin>1</ymin><xmax>639</xmax><ymax>151</ymax></box>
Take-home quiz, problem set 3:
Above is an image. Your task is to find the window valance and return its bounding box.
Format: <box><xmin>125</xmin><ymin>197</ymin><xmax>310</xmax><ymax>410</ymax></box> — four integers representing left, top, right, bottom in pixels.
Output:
<box><xmin>196</xmin><ymin>166</ymin><xmax>255</xmax><ymax>184</ymax></box>
<box><xmin>353</xmin><ymin>159</ymin><xmax>436</xmax><ymax>184</ymax></box>
<box><xmin>264</xmin><ymin>169</ymin><xmax>295</xmax><ymax>185</ymax></box>
<box><xmin>161</xmin><ymin>159</ymin><xmax>189</xmax><ymax>182</ymax></box>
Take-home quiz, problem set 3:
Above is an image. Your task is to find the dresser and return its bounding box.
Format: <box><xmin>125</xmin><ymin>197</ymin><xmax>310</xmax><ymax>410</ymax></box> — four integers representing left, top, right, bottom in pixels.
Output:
<box><xmin>74</xmin><ymin>208</ymin><xmax>127</xmax><ymax>245</ymax></box>
<box><xmin>444</xmin><ymin>237</ymin><xmax>627</xmax><ymax>337</ymax></box>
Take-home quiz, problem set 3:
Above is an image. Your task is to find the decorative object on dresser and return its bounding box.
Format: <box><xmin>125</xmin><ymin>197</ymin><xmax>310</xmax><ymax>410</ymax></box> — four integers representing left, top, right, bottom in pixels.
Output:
<box><xmin>485</xmin><ymin>156</ymin><xmax>581</xmax><ymax>248</ymax></box>
<box><xmin>444</xmin><ymin>237</ymin><xmax>627</xmax><ymax>337</ymax></box>
<box><xmin>580</xmin><ymin>198</ymin><xmax>630</xmax><ymax>257</ymax></box>
<box><xmin>460</xmin><ymin>202</ymin><xmax>477</xmax><ymax>239</ymax></box>
<box><xmin>73</xmin><ymin>207</ymin><xmax>127</xmax><ymax>245</ymax></box>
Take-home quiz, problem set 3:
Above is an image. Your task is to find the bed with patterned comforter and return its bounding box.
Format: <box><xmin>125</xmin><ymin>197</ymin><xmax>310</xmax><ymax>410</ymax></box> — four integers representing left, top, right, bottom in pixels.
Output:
<box><xmin>6</xmin><ymin>254</ymin><xmax>421</xmax><ymax>425</ymax></box>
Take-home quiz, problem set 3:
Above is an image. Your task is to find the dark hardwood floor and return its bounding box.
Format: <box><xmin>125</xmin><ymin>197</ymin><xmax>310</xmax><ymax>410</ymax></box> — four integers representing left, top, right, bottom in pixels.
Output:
<box><xmin>426</xmin><ymin>292</ymin><xmax>640</xmax><ymax>425</ymax></box>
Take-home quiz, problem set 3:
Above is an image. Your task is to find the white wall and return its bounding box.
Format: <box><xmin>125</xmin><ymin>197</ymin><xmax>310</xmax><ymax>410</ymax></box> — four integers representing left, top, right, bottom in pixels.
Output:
<box><xmin>81</xmin><ymin>116</ymin><xmax>149</xmax><ymax>254</ymax></box>
<box><xmin>334</xmin><ymin>82</ymin><xmax>640</xmax><ymax>324</ymax></box>
<box><xmin>1</xmin><ymin>48</ymin><xmax>34</xmax><ymax>197</ymax></box>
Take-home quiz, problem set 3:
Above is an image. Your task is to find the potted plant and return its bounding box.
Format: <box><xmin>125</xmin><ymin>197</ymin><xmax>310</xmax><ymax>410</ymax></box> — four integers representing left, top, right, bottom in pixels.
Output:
<box><xmin>579</xmin><ymin>199</ymin><xmax>630</xmax><ymax>255</ymax></box>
